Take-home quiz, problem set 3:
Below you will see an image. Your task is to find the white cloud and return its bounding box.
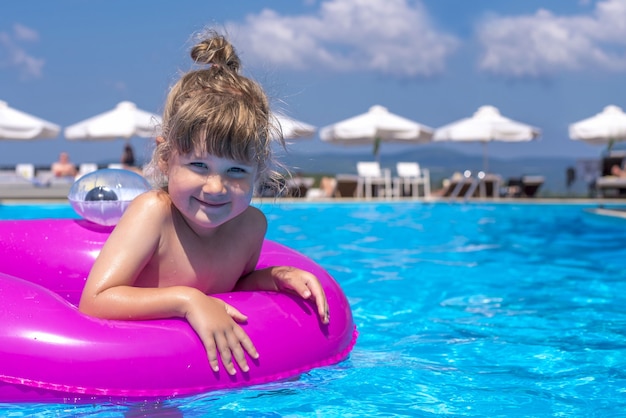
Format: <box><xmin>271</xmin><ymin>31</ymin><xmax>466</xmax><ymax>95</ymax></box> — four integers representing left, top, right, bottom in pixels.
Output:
<box><xmin>477</xmin><ymin>0</ymin><xmax>626</xmax><ymax>78</ymax></box>
<box><xmin>0</xmin><ymin>23</ymin><xmax>44</xmax><ymax>79</ymax></box>
<box><xmin>13</xmin><ymin>23</ymin><xmax>39</xmax><ymax>42</ymax></box>
<box><xmin>228</xmin><ymin>0</ymin><xmax>458</xmax><ymax>78</ymax></box>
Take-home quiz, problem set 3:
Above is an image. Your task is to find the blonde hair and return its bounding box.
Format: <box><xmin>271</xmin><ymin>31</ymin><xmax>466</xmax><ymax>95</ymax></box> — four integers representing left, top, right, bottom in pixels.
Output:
<box><xmin>145</xmin><ymin>30</ymin><xmax>284</xmax><ymax>190</ymax></box>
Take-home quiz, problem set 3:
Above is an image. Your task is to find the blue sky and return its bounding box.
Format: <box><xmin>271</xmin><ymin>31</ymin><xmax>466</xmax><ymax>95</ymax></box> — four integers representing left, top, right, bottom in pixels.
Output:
<box><xmin>1</xmin><ymin>0</ymin><xmax>625</xmax><ymax>167</ymax></box>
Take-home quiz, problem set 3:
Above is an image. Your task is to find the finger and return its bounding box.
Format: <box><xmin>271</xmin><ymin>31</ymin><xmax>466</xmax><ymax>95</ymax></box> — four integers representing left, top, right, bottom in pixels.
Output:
<box><xmin>284</xmin><ymin>279</ymin><xmax>312</xmax><ymax>298</ymax></box>
<box><xmin>305</xmin><ymin>282</ymin><xmax>330</xmax><ymax>324</ymax></box>
<box><xmin>234</xmin><ymin>326</ymin><xmax>259</xmax><ymax>360</ymax></box>
<box><xmin>202</xmin><ymin>336</ymin><xmax>220</xmax><ymax>373</ymax></box>
<box><xmin>214</xmin><ymin>332</ymin><xmax>236</xmax><ymax>375</ymax></box>
<box><xmin>316</xmin><ymin>296</ymin><xmax>330</xmax><ymax>324</ymax></box>
<box><xmin>314</xmin><ymin>296</ymin><xmax>329</xmax><ymax>324</ymax></box>
<box><xmin>226</xmin><ymin>326</ymin><xmax>250</xmax><ymax>373</ymax></box>
<box><xmin>224</xmin><ymin>303</ymin><xmax>248</xmax><ymax>322</ymax></box>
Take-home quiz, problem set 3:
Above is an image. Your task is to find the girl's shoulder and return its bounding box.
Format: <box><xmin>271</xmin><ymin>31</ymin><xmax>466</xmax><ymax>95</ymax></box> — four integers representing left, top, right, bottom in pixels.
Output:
<box><xmin>242</xmin><ymin>205</ymin><xmax>267</xmax><ymax>228</ymax></box>
<box><xmin>109</xmin><ymin>190</ymin><xmax>173</xmax><ymax>245</ymax></box>
<box><xmin>222</xmin><ymin>205</ymin><xmax>267</xmax><ymax>242</ymax></box>
<box><xmin>132</xmin><ymin>189</ymin><xmax>170</xmax><ymax>205</ymax></box>
<box><xmin>124</xmin><ymin>190</ymin><xmax>173</xmax><ymax>221</ymax></box>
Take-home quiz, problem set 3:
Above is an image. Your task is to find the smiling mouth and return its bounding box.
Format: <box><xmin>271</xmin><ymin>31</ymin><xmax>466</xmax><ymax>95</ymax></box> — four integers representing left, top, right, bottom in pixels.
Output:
<box><xmin>195</xmin><ymin>197</ymin><xmax>229</xmax><ymax>208</ymax></box>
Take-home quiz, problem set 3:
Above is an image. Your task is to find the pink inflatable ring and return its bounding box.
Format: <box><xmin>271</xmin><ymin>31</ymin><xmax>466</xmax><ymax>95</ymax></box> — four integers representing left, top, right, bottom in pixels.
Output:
<box><xmin>0</xmin><ymin>219</ymin><xmax>357</xmax><ymax>402</ymax></box>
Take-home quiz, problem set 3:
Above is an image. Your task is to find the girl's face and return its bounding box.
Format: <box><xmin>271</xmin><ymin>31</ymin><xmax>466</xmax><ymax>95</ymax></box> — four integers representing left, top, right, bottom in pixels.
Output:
<box><xmin>165</xmin><ymin>150</ymin><xmax>257</xmax><ymax>232</ymax></box>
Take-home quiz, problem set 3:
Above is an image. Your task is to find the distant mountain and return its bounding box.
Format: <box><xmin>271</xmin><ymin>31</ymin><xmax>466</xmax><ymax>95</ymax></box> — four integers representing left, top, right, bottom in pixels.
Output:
<box><xmin>281</xmin><ymin>147</ymin><xmax>589</xmax><ymax>196</ymax></box>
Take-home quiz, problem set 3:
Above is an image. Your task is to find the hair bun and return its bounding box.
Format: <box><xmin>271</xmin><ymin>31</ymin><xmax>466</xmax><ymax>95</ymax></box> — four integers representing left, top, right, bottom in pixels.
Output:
<box><xmin>190</xmin><ymin>31</ymin><xmax>240</xmax><ymax>72</ymax></box>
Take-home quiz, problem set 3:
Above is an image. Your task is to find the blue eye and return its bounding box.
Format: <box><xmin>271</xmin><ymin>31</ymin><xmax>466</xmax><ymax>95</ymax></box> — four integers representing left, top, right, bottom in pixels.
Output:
<box><xmin>189</xmin><ymin>162</ymin><xmax>208</xmax><ymax>169</ymax></box>
<box><xmin>228</xmin><ymin>167</ymin><xmax>249</xmax><ymax>178</ymax></box>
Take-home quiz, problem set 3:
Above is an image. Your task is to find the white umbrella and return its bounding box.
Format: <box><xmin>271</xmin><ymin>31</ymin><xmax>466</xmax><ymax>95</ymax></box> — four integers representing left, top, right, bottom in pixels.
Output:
<box><xmin>433</xmin><ymin>105</ymin><xmax>541</xmax><ymax>172</ymax></box>
<box><xmin>320</xmin><ymin>105</ymin><xmax>434</xmax><ymax>157</ymax></box>
<box><xmin>569</xmin><ymin>105</ymin><xmax>626</xmax><ymax>148</ymax></box>
<box><xmin>274</xmin><ymin>114</ymin><xmax>316</xmax><ymax>139</ymax></box>
<box><xmin>0</xmin><ymin>100</ymin><xmax>60</xmax><ymax>140</ymax></box>
<box><xmin>64</xmin><ymin>101</ymin><xmax>161</xmax><ymax>141</ymax></box>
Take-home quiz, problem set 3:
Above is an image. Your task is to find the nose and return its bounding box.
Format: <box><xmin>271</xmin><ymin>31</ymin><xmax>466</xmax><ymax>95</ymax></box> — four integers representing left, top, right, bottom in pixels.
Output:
<box><xmin>202</xmin><ymin>174</ymin><xmax>227</xmax><ymax>194</ymax></box>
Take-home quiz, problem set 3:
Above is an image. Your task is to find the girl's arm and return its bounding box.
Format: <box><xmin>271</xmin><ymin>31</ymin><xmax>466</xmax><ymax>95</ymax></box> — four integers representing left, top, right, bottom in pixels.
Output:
<box><xmin>79</xmin><ymin>191</ymin><xmax>175</xmax><ymax>319</ymax></box>
<box><xmin>79</xmin><ymin>192</ymin><xmax>257</xmax><ymax>375</ymax></box>
<box><xmin>235</xmin><ymin>266</ymin><xmax>330</xmax><ymax>325</ymax></box>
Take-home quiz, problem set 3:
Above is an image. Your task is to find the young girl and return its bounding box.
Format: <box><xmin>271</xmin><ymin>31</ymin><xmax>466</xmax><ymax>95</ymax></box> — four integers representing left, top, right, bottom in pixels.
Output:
<box><xmin>79</xmin><ymin>31</ymin><xmax>329</xmax><ymax>376</ymax></box>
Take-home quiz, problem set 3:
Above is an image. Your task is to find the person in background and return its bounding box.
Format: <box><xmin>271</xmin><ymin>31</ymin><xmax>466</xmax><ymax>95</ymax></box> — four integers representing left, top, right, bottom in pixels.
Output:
<box><xmin>121</xmin><ymin>144</ymin><xmax>136</xmax><ymax>166</ymax></box>
<box><xmin>79</xmin><ymin>30</ymin><xmax>329</xmax><ymax>376</ymax></box>
<box><xmin>51</xmin><ymin>152</ymin><xmax>78</xmax><ymax>178</ymax></box>
<box><xmin>610</xmin><ymin>164</ymin><xmax>626</xmax><ymax>178</ymax></box>
<box><xmin>120</xmin><ymin>143</ymin><xmax>143</xmax><ymax>175</ymax></box>
<box><xmin>320</xmin><ymin>176</ymin><xmax>337</xmax><ymax>197</ymax></box>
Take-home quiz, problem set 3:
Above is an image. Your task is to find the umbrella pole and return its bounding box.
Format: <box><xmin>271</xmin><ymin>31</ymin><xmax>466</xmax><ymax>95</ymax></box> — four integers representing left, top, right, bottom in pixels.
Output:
<box><xmin>373</xmin><ymin>137</ymin><xmax>381</xmax><ymax>162</ymax></box>
<box><xmin>483</xmin><ymin>142</ymin><xmax>488</xmax><ymax>173</ymax></box>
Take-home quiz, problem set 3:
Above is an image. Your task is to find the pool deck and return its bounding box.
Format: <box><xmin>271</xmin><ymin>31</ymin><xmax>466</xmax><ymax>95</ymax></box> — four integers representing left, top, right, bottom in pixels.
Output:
<box><xmin>0</xmin><ymin>170</ymin><xmax>73</xmax><ymax>202</ymax></box>
<box><xmin>0</xmin><ymin>183</ymin><xmax>72</xmax><ymax>202</ymax></box>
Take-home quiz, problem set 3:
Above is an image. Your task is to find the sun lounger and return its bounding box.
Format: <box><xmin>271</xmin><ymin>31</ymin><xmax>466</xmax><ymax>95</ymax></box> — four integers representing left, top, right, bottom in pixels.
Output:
<box><xmin>503</xmin><ymin>177</ymin><xmax>523</xmax><ymax>197</ymax></box>
<box><xmin>393</xmin><ymin>162</ymin><xmax>431</xmax><ymax>198</ymax></box>
<box><xmin>356</xmin><ymin>162</ymin><xmax>392</xmax><ymax>199</ymax></box>
<box><xmin>473</xmin><ymin>173</ymin><xmax>502</xmax><ymax>198</ymax></box>
<box><xmin>284</xmin><ymin>177</ymin><xmax>315</xmax><ymax>198</ymax></box>
<box><xmin>503</xmin><ymin>175</ymin><xmax>544</xmax><ymax>198</ymax></box>
<box><xmin>595</xmin><ymin>176</ymin><xmax>626</xmax><ymax>197</ymax></box>
<box><xmin>334</xmin><ymin>174</ymin><xmax>359</xmax><ymax>198</ymax></box>
<box><xmin>521</xmin><ymin>175</ymin><xmax>544</xmax><ymax>198</ymax></box>
<box><xmin>440</xmin><ymin>171</ymin><xmax>502</xmax><ymax>200</ymax></box>
<box><xmin>11</xmin><ymin>164</ymin><xmax>55</xmax><ymax>187</ymax></box>
<box><xmin>441</xmin><ymin>171</ymin><xmax>474</xmax><ymax>199</ymax></box>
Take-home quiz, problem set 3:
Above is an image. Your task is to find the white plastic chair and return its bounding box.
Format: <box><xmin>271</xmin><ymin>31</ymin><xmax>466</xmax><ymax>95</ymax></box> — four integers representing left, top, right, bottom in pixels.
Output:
<box><xmin>356</xmin><ymin>161</ymin><xmax>392</xmax><ymax>199</ymax></box>
<box><xmin>393</xmin><ymin>162</ymin><xmax>430</xmax><ymax>198</ymax></box>
<box><xmin>76</xmin><ymin>163</ymin><xmax>98</xmax><ymax>179</ymax></box>
<box><xmin>15</xmin><ymin>163</ymin><xmax>35</xmax><ymax>180</ymax></box>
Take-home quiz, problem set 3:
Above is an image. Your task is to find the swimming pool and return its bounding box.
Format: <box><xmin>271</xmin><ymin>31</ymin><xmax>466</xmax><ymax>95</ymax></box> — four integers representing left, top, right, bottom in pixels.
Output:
<box><xmin>1</xmin><ymin>201</ymin><xmax>625</xmax><ymax>416</ymax></box>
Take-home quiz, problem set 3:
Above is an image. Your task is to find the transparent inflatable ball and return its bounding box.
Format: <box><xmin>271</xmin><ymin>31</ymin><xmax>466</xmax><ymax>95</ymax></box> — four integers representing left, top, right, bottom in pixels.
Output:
<box><xmin>69</xmin><ymin>169</ymin><xmax>151</xmax><ymax>226</ymax></box>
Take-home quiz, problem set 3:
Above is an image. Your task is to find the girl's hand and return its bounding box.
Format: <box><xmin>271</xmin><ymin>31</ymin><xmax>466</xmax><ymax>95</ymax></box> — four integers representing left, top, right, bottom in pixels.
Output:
<box><xmin>184</xmin><ymin>295</ymin><xmax>258</xmax><ymax>375</ymax></box>
<box><xmin>272</xmin><ymin>266</ymin><xmax>330</xmax><ymax>325</ymax></box>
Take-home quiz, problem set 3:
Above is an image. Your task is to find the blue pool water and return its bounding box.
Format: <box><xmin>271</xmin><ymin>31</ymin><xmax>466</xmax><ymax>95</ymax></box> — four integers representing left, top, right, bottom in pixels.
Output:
<box><xmin>1</xmin><ymin>202</ymin><xmax>626</xmax><ymax>417</ymax></box>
